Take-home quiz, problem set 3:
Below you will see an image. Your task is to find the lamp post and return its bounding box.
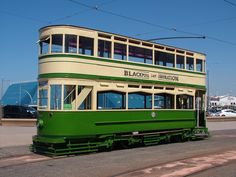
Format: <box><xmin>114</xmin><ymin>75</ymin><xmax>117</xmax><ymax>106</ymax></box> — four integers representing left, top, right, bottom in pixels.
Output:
<box><xmin>207</xmin><ymin>70</ymin><xmax>210</xmax><ymax>111</ymax></box>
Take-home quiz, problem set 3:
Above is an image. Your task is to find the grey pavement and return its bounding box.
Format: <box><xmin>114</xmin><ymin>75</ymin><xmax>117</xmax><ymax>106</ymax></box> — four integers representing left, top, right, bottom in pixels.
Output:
<box><xmin>206</xmin><ymin>120</ymin><xmax>236</xmax><ymax>131</ymax></box>
<box><xmin>0</xmin><ymin>126</ymin><xmax>36</xmax><ymax>148</ymax></box>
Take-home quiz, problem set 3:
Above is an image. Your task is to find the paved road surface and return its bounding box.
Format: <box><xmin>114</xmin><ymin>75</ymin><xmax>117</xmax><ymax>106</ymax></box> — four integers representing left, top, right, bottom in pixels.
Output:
<box><xmin>0</xmin><ymin>131</ymin><xmax>235</xmax><ymax>177</ymax></box>
<box><xmin>0</xmin><ymin>121</ymin><xmax>235</xmax><ymax>177</ymax></box>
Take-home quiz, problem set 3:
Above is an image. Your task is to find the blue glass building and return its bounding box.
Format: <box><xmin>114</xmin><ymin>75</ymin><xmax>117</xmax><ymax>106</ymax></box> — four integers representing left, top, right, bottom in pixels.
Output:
<box><xmin>1</xmin><ymin>81</ymin><xmax>37</xmax><ymax>106</ymax></box>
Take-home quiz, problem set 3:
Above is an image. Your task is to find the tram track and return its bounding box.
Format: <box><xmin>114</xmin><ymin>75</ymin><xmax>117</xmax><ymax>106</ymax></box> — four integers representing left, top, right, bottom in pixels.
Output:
<box><xmin>0</xmin><ymin>154</ymin><xmax>51</xmax><ymax>168</ymax></box>
<box><xmin>1</xmin><ymin>148</ymin><xmax>235</xmax><ymax>177</ymax></box>
<box><xmin>113</xmin><ymin>149</ymin><xmax>236</xmax><ymax>177</ymax></box>
<box><xmin>0</xmin><ymin>129</ymin><xmax>235</xmax><ymax>176</ymax></box>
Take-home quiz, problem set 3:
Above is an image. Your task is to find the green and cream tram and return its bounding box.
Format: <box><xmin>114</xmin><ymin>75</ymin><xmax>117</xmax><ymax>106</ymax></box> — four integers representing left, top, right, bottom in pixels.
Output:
<box><xmin>32</xmin><ymin>25</ymin><xmax>208</xmax><ymax>156</ymax></box>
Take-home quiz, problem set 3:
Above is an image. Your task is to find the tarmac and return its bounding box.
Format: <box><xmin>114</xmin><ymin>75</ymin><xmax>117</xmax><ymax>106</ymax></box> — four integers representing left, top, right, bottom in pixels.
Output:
<box><xmin>0</xmin><ymin>121</ymin><xmax>235</xmax><ymax>177</ymax></box>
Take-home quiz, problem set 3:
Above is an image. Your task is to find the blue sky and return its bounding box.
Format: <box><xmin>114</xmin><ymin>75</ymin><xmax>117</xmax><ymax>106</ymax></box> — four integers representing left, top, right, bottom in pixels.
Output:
<box><xmin>0</xmin><ymin>0</ymin><xmax>236</xmax><ymax>96</ymax></box>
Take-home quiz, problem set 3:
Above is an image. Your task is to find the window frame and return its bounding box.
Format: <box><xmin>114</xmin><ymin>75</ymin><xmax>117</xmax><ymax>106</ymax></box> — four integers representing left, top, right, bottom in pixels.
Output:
<box><xmin>128</xmin><ymin>92</ymin><xmax>152</xmax><ymax>109</ymax></box>
<box><xmin>114</xmin><ymin>42</ymin><xmax>127</xmax><ymax>60</ymax></box>
<box><xmin>155</xmin><ymin>50</ymin><xmax>175</xmax><ymax>68</ymax></box>
<box><xmin>97</xmin><ymin>90</ymin><xmax>126</xmax><ymax>110</ymax></box>
<box><xmin>98</xmin><ymin>39</ymin><xmax>112</xmax><ymax>58</ymax></box>
<box><xmin>51</xmin><ymin>34</ymin><xmax>63</xmax><ymax>53</ymax></box>
<box><xmin>79</xmin><ymin>36</ymin><xmax>94</xmax><ymax>56</ymax></box>
<box><xmin>154</xmin><ymin>93</ymin><xmax>174</xmax><ymax>109</ymax></box>
<box><xmin>64</xmin><ymin>34</ymin><xmax>78</xmax><ymax>54</ymax></box>
<box><xmin>129</xmin><ymin>45</ymin><xmax>153</xmax><ymax>64</ymax></box>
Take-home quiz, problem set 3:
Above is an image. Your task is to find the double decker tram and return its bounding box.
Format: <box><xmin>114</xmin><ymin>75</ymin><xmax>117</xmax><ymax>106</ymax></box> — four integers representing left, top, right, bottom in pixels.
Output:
<box><xmin>32</xmin><ymin>25</ymin><xmax>208</xmax><ymax>156</ymax></box>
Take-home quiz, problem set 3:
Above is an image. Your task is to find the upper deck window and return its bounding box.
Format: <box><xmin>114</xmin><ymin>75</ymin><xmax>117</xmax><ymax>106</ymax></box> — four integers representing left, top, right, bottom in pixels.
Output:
<box><xmin>98</xmin><ymin>40</ymin><xmax>111</xmax><ymax>58</ymax></box>
<box><xmin>79</xmin><ymin>36</ymin><xmax>94</xmax><ymax>56</ymax></box>
<box><xmin>155</xmin><ymin>51</ymin><xmax>175</xmax><ymax>67</ymax></box>
<box><xmin>203</xmin><ymin>61</ymin><xmax>206</xmax><ymax>72</ymax></box>
<box><xmin>65</xmin><ymin>35</ymin><xmax>77</xmax><ymax>53</ymax></box>
<box><xmin>129</xmin><ymin>46</ymin><xmax>152</xmax><ymax>64</ymax></box>
<box><xmin>114</xmin><ymin>43</ymin><xmax>127</xmax><ymax>60</ymax></box>
<box><xmin>186</xmin><ymin>57</ymin><xmax>194</xmax><ymax>71</ymax></box>
<box><xmin>51</xmin><ymin>34</ymin><xmax>63</xmax><ymax>53</ymax></box>
<box><xmin>196</xmin><ymin>59</ymin><xmax>203</xmax><ymax>72</ymax></box>
<box><xmin>39</xmin><ymin>36</ymin><xmax>50</xmax><ymax>55</ymax></box>
<box><xmin>176</xmin><ymin>55</ymin><xmax>185</xmax><ymax>69</ymax></box>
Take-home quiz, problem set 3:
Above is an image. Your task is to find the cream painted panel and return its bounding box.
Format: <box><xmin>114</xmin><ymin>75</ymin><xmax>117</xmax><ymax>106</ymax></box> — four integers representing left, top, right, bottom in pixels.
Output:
<box><xmin>39</xmin><ymin>57</ymin><xmax>206</xmax><ymax>78</ymax></box>
<box><xmin>39</xmin><ymin>60</ymin><xmax>205</xmax><ymax>86</ymax></box>
<box><xmin>40</xmin><ymin>26</ymin><xmax>96</xmax><ymax>38</ymax></box>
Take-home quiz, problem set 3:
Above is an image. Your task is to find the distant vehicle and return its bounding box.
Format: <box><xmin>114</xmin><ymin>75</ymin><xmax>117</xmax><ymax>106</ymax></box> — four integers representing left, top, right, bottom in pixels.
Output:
<box><xmin>207</xmin><ymin>108</ymin><xmax>221</xmax><ymax>117</ymax></box>
<box><xmin>3</xmin><ymin>105</ymin><xmax>38</xmax><ymax>118</ymax></box>
<box><xmin>216</xmin><ymin>109</ymin><xmax>236</xmax><ymax>117</ymax></box>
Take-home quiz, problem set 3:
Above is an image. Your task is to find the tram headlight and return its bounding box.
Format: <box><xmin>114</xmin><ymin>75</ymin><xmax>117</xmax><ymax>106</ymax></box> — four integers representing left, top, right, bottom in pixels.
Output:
<box><xmin>37</xmin><ymin>119</ymin><xmax>44</xmax><ymax>128</ymax></box>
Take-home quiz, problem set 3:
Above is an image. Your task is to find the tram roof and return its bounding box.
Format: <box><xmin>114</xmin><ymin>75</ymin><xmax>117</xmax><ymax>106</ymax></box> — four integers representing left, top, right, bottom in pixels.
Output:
<box><xmin>39</xmin><ymin>24</ymin><xmax>206</xmax><ymax>56</ymax></box>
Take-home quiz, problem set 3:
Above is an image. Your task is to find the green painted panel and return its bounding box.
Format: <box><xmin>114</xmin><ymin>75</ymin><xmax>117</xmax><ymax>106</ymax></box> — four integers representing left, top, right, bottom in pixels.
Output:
<box><xmin>38</xmin><ymin>110</ymin><xmax>197</xmax><ymax>137</ymax></box>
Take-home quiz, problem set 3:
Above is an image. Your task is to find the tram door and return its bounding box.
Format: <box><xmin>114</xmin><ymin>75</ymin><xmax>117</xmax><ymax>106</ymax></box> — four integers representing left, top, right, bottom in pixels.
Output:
<box><xmin>195</xmin><ymin>91</ymin><xmax>206</xmax><ymax>127</ymax></box>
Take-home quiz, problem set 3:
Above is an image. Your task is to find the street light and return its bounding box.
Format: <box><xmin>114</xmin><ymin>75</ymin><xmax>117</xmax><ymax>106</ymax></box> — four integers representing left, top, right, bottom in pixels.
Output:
<box><xmin>207</xmin><ymin>70</ymin><xmax>210</xmax><ymax>111</ymax></box>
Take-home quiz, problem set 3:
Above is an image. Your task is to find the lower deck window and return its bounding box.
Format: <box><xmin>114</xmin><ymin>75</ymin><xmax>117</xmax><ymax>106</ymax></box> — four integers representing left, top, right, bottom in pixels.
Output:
<box><xmin>176</xmin><ymin>94</ymin><xmax>193</xmax><ymax>109</ymax></box>
<box><xmin>50</xmin><ymin>85</ymin><xmax>62</xmax><ymax>110</ymax></box>
<box><xmin>128</xmin><ymin>92</ymin><xmax>152</xmax><ymax>109</ymax></box>
<box><xmin>64</xmin><ymin>85</ymin><xmax>76</xmax><ymax>110</ymax></box>
<box><xmin>97</xmin><ymin>91</ymin><xmax>125</xmax><ymax>109</ymax></box>
<box><xmin>78</xmin><ymin>86</ymin><xmax>91</xmax><ymax>110</ymax></box>
<box><xmin>154</xmin><ymin>93</ymin><xmax>174</xmax><ymax>109</ymax></box>
<box><xmin>39</xmin><ymin>89</ymin><xmax>48</xmax><ymax>109</ymax></box>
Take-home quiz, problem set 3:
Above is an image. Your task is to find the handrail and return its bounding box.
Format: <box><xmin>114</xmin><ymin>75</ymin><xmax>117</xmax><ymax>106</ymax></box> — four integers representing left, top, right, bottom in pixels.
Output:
<box><xmin>64</xmin><ymin>87</ymin><xmax>76</xmax><ymax>102</ymax></box>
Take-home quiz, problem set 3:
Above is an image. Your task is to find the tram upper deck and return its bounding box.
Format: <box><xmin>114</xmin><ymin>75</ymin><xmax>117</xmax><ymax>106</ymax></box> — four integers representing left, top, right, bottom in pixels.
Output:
<box><xmin>38</xmin><ymin>25</ymin><xmax>206</xmax><ymax>90</ymax></box>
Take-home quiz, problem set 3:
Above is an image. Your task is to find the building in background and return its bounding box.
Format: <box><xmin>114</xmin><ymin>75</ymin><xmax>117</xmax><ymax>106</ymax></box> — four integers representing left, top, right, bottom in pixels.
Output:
<box><xmin>0</xmin><ymin>81</ymin><xmax>37</xmax><ymax>107</ymax></box>
<box><xmin>210</xmin><ymin>95</ymin><xmax>236</xmax><ymax>109</ymax></box>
